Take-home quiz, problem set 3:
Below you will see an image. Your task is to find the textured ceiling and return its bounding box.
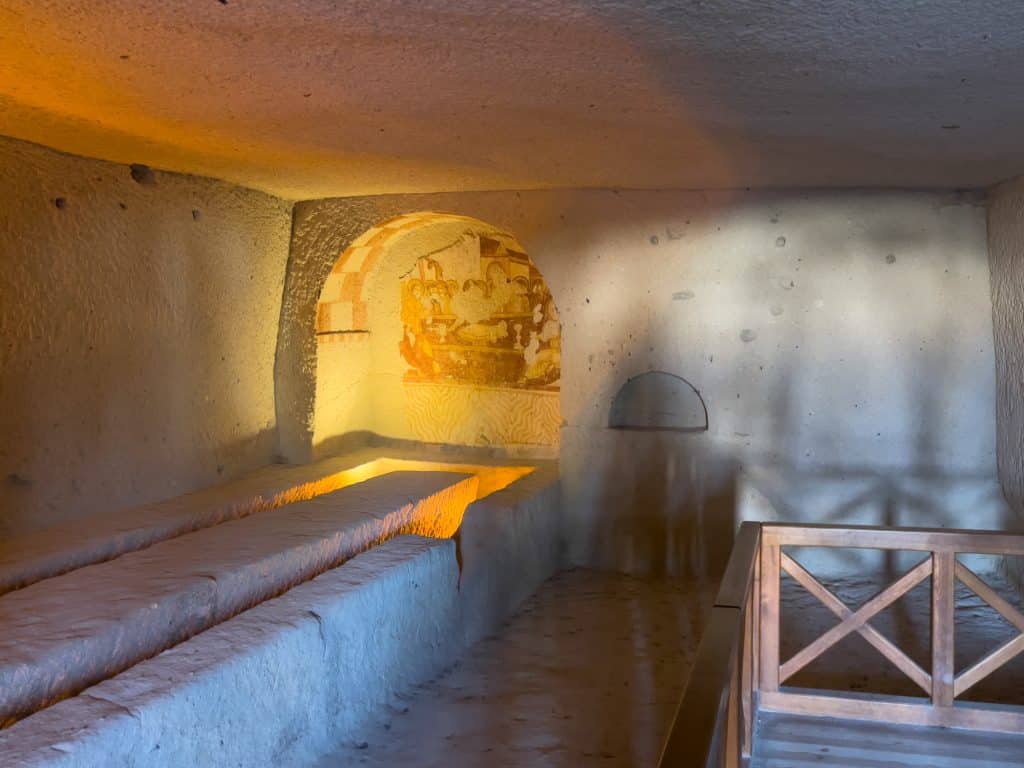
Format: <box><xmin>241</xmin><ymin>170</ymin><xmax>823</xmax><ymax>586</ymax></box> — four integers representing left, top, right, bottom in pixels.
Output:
<box><xmin>2</xmin><ymin>0</ymin><xmax>1023</xmax><ymax>199</ymax></box>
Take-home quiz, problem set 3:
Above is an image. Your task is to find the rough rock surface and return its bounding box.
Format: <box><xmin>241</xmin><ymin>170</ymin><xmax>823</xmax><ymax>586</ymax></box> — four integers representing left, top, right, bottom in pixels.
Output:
<box><xmin>4</xmin><ymin>1</ymin><xmax>1024</xmax><ymax>195</ymax></box>
<box><xmin>0</xmin><ymin>466</ymin><xmax>562</xmax><ymax>767</ymax></box>
<box><xmin>0</xmin><ymin>536</ymin><xmax>463</xmax><ymax>767</ymax></box>
<box><xmin>314</xmin><ymin>568</ymin><xmax>716</xmax><ymax>768</ymax></box>
<box><xmin>988</xmin><ymin>178</ymin><xmax>1024</xmax><ymax>524</ymax></box>
<box><xmin>0</xmin><ymin>471</ymin><xmax>478</xmax><ymax>724</ymax></box>
<box><xmin>0</xmin><ymin>136</ymin><xmax>292</xmax><ymax>540</ymax></box>
<box><xmin>0</xmin><ymin>446</ymin><xmax>537</xmax><ymax>594</ymax></box>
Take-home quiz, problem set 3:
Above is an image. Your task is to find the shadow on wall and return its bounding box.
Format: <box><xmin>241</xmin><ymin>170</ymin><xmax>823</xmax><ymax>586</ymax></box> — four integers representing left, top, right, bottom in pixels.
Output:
<box><xmin>560</xmin><ymin>189</ymin><xmax>1009</xmax><ymax>582</ymax></box>
<box><xmin>584</xmin><ymin>430</ymin><xmax>739</xmax><ymax>581</ymax></box>
<box><xmin>567</xmin><ymin>352</ymin><xmax>1012</xmax><ymax>581</ymax></box>
<box><xmin>741</xmin><ymin>461</ymin><xmax>1015</xmax><ymax>576</ymax></box>
<box><xmin>280</xmin><ymin>188</ymin><xmax>1006</xmax><ymax>585</ymax></box>
<box><xmin>586</xmin><ymin>372</ymin><xmax>731</xmax><ymax>579</ymax></box>
<box><xmin>566</xmin><ymin>367</ymin><xmax>1013</xmax><ymax>582</ymax></box>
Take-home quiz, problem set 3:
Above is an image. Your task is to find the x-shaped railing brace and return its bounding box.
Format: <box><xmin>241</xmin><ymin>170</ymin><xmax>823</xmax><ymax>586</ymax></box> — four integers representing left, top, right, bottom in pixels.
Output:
<box><xmin>779</xmin><ymin>554</ymin><xmax>1024</xmax><ymax>699</ymax></box>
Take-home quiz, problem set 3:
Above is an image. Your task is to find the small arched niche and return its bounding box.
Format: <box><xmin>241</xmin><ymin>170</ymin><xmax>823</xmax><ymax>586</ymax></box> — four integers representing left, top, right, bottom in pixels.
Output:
<box><xmin>609</xmin><ymin>371</ymin><xmax>708</xmax><ymax>433</ymax></box>
<box><xmin>313</xmin><ymin>212</ymin><xmax>561</xmax><ymax>455</ymax></box>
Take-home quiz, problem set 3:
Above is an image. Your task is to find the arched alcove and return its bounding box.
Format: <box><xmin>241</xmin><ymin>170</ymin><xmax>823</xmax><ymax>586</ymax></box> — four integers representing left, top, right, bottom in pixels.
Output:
<box><xmin>608</xmin><ymin>371</ymin><xmax>708</xmax><ymax>433</ymax></box>
<box><xmin>309</xmin><ymin>212</ymin><xmax>561</xmax><ymax>455</ymax></box>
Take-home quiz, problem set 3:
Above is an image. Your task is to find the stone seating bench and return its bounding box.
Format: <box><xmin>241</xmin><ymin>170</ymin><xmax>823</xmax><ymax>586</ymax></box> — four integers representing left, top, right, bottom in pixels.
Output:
<box><xmin>0</xmin><ymin>471</ymin><xmax>478</xmax><ymax>724</ymax></box>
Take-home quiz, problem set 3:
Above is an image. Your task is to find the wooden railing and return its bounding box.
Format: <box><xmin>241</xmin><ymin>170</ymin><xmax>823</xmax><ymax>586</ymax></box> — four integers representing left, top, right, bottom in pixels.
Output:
<box><xmin>658</xmin><ymin>522</ymin><xmax>1024</xmax><ymax>768</ymax></box>
<box><xmin>659</xmin><ymin>521</ymin><xmax>761</xmax><ymax>768</ymax></box>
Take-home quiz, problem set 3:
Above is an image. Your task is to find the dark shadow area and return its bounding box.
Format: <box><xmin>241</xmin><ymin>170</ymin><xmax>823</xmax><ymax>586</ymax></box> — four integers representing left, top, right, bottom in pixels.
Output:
<box><xmin>573</xmin><ymin>1</ymin><xmax>1024</xmax><ymax>187</ymax></box>
<box><xmin>564</xmin><ymin>187</ymin><xmax>1007</xmax><ymax>583</ymax></box>
<box><xmin>741</xmin><ymin>461</ymin><xmax>1018</xmax><ymax>577</ymax></box>
<box><xmin>563</xmin><ymin>419</ymin><xmax>740</xmax><ymax>582</ymax></box>
<box><xmin>598</xmin><ymin>433</ymin><xmax>737</xmax><ymax>581</ymax></box>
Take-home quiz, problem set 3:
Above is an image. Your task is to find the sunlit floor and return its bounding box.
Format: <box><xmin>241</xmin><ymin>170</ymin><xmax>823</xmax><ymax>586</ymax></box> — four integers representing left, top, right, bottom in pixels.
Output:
<box><xmin>312</xmin><ymin>569</ymin><xmax>715</xmax><ymax>768</ymax></box>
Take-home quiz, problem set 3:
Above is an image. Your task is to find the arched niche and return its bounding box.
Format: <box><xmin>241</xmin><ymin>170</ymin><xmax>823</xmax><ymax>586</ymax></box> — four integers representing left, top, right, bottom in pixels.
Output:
<box><xmin>609</xmin><ymin>371</ymin><xmax>708</xmax><ymax>433</ymax></box>
<box><xmin>286</xmin><ymin>211</ymin><xmax>561</xmax><ymax>459</ymax></box>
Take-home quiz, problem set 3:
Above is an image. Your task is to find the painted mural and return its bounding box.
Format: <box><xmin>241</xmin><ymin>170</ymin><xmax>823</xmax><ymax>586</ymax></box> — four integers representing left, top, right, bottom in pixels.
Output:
<box><xmin>399</xmin><ymin>235</ymin><xmax>561</xmax><ymax>391</ymax></box>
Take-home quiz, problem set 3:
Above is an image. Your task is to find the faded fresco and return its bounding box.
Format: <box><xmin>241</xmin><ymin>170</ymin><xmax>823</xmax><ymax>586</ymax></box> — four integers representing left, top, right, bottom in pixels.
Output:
<box><xmin>399</xmin><ymin>235</ymin><xmax>561</xmax><ymax>391</ymax></box>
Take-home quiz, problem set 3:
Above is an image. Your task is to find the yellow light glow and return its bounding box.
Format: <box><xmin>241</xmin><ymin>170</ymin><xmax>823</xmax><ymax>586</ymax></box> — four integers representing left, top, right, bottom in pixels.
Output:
<box><xmin>268</xmin><ymin>458</ymin><xmax>533</xmax><ymax>540</ymax></box>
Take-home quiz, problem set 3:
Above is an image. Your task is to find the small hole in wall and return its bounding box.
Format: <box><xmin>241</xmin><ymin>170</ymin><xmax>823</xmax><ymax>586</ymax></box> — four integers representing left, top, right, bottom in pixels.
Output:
<box><xmin>129</xmin><ymin>164</ymin><xmax>156</xmax><ymax>186</ymax></box>
<box><xmin>53</xmin><ymin>197</ymin><xmax>67</xmax><ymax>209</ymax></box>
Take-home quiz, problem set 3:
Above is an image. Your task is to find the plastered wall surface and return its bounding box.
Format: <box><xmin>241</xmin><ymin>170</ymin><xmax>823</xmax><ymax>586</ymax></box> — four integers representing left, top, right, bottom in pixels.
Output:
<box><xmin>988</xmin><ymin>178</ymin><xmax>1024</xmax><ymax>520</ymax></box>
<box><xmin>284</xmin><ymin>188</ymin><xmax>1008</xmax><ymax>576</ymax></box>
<box><xmin>0</xmin><ymin>137</ymin><xmax>292</xmax><ymax>538</ymax></box>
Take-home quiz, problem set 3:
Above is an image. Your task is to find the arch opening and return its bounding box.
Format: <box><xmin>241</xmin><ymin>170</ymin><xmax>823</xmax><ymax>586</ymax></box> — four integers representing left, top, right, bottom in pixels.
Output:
<box><xmin>313</xmin><ymin>212</ymin><xmax>561</xmax><ymax>456</ymax></box>
<box><xmin>608</xmin><ymin>371</ymin><xmax>708</xmax><ymax>433</ymax></box>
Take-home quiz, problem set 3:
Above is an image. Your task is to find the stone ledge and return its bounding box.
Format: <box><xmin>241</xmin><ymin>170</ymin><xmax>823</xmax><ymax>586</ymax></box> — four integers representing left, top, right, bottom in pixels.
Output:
<box><xmin>0</xmin><ymin>446</ymin><xmax>542</xmax><ymax>595</ymax></box>
<box><xmin>0</xmin><ymin>466</ymin><xmax>563</xmax><ymax>767</ymax></box>
<box><xmin>458</xmin><ymin>464</ymin><xmax>563</xmax><ymax>643</ymax></box>
<box><xmin>0</xmin><ymin>471</ymin><xmax>477</xmax><ymax>724</ymax></box>
<box><xmin>0</xmin><ymin>536</ymin><xmax>462</xmax><ymax>767</ymax></box>
<box><xmin>0</xmin><ymin>449</ymin><xmax>384</xmax><ymax>595</ymax></box>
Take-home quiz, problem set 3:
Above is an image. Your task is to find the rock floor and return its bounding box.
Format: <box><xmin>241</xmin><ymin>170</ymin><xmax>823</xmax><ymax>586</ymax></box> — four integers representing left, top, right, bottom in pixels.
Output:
<box><xmin>312</xmin><ymin>568</ymin><xmax>716</xmax><ymax>768</ymax></box>
<box><xmin>312</xmin><ymin>561</ymin><xmax>1024</xmax><ymax>767</ymax></box>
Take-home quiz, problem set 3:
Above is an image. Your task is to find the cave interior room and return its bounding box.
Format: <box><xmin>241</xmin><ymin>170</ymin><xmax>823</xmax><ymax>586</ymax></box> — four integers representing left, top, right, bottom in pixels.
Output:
<box><xmin>5</xmin><ymin>2</ymin><xmax>1024</xmax><ymax>767</ymax></box>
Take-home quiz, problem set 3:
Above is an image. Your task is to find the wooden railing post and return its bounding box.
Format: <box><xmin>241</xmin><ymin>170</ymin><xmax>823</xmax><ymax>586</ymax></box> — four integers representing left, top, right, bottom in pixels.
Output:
<box><xmin>750</xmin><ymin>546</ymin><xmax>761</xmax><ymax>749</ymax></box>
<box><xmin>726</xmin><ymin>652</ymin><xmax>740</xmax><ymax>768</ymax></box>
<box><xmin>932</xmin><ymin>550</ymin><xmax>956</xmax><ymax>707</ymax></box>
<box><xmin>741</xmin><ymin>578</ymin><xmax>755</xmax><ymax>758</ymax></box>
<box><xmin>658</xmin><ymin>523</ymin><xmax>761</xmax><ymax>768</ymax></box>
<box><xmin>759</xmin><ymin>533</ymin><xmax>780</xmax><ymax>694</ymax></box>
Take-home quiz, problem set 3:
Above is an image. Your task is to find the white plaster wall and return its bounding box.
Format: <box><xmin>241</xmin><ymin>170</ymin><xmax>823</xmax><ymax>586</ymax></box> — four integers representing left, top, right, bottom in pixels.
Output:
<box><xmin>284</xmin><ymin>188</ymin><xmax>1007</xmax><ymax>576</ymax></box>
<box><xmin>550</xmin><ymin>190</ymin><xmax>1009</xmax><ymax>575</ymax></box>
<box><xmin>0</xmin><ymin>137</ymin><xmax>293</xmax><ymax>539</ymax></box>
